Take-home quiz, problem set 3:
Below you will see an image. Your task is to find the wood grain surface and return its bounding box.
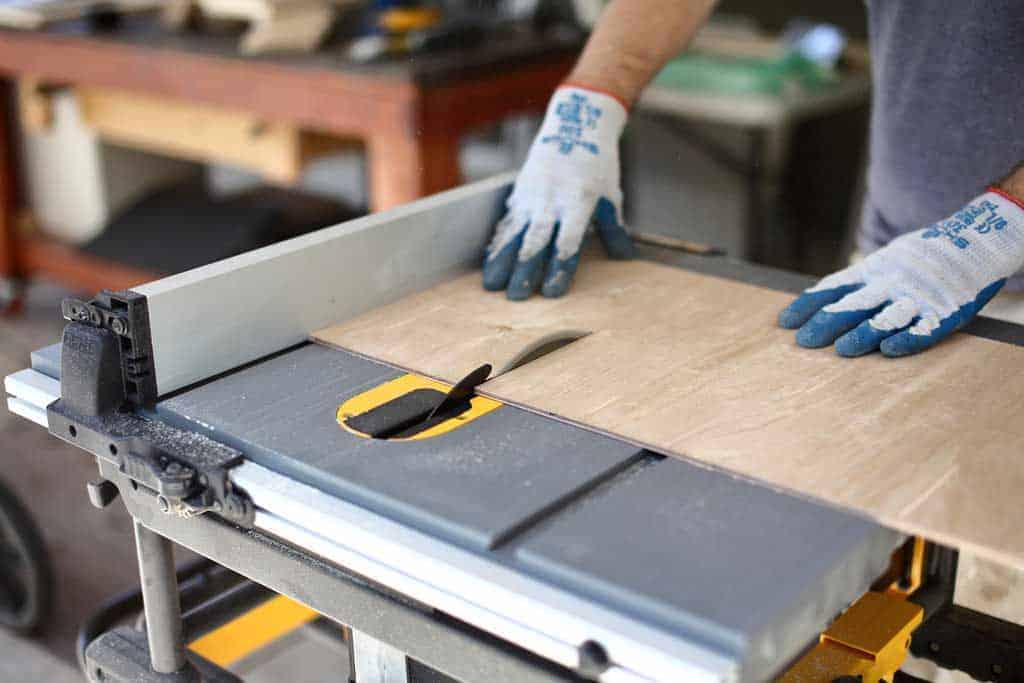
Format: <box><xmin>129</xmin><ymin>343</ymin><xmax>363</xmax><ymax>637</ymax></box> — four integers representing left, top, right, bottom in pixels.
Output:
<box><xmin>314</xmin><ymin>259</ymin><xmax>1024</xmax><ymax>569</ymax></box>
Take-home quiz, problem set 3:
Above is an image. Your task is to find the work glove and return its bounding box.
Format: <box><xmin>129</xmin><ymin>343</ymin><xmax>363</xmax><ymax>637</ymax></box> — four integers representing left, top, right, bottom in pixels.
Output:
<box><xmin>779</xmin><ymin>189</ymin><xmax>1024</xmax><ymax>357</ymax></box>
<box><xmin>482</xmin><ymin>85</ymin><xmax>635</xmax><ymax>300</ymax></box>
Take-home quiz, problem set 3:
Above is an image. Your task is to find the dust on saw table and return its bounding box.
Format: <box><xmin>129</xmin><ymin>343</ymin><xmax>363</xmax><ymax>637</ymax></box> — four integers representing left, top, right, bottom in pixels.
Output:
<box><xmin>314</xmin><ymin>258</ymin><xmax>1024</xmax><ymax>570</ymax></box>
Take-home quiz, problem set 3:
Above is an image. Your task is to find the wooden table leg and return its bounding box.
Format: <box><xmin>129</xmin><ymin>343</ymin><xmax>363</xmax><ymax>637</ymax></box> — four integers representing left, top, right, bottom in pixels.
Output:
<box><xmin>367</xmin><ymin>132</ymin><xmax>462</xmax><ymax>212</ymax></box>
<box><xmin>0</xmin><ymin>82</ymin><xmax>24</xmax><ymax>312</ymax></box>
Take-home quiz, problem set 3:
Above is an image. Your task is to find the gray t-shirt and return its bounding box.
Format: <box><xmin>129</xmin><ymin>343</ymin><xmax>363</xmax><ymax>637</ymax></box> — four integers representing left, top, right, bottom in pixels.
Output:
<box><xmin>861</xmin><ymin>0</ymin><xmax>1024</xmax><ymax>287</ymax></box>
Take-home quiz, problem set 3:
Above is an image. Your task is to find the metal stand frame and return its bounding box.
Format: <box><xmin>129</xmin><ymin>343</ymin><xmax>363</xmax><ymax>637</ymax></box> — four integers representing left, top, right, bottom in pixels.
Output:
<box><xmin>349</xmin><ymin>629</ymin><xmax>410</xmax><ymax>683</ymax></box>
<box><xmin>904</xmin><ymin>545</ymin><xmax>1024</xmax><ymax>681</ymax></box>
<box><xmin>134</xmin><ymin>521</ymin><xmax>189</xmax><ymax>675</ymax></box>
<box><xmin>84</xmin><ymin>459</ymin><xmax>579</xmax><ymax>683</ymax></box>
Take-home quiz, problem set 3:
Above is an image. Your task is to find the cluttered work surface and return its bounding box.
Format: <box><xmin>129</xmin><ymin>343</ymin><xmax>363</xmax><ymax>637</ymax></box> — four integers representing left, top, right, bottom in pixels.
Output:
<box><xmin>316</xmin><ymin>257</ymin><xmax>1024</xmax><ymax>570</ymax></box>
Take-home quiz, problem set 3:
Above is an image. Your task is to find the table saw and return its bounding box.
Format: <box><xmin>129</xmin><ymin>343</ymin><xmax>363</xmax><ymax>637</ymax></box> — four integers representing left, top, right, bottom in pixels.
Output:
<box><xmin>6</xmin><ymin>174</ymin><xmax>1024</xmax><ymax>682</ymax></box>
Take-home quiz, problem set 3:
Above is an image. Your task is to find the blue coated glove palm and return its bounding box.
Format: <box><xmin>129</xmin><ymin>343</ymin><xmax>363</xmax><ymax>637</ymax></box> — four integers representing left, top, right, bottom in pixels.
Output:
<box><xmin>779</xmin><ymin>190</ymin><xmax>1024</xmax><ymax>357</ymax></box>
<box><xmin>483</xmin><ymin>86</ymin><xmax>634</xmax><ymax>300</ymax></box>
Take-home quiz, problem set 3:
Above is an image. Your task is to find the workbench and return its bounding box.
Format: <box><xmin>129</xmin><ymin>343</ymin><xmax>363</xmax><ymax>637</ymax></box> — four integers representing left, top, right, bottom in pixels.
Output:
<box><xmin>0</xmin><ymin>16</ymin><xmax>578</xmax><ymax>297</ymax></box>
<box><xmin>631</xmin><ymin>72</ymin><xmax>871</xmax><ymax>266</ymax></box>
<box><xmin>6</xmin><ymin>175</ymin><xmax>1024</xmax><ymax>682</ymax></box>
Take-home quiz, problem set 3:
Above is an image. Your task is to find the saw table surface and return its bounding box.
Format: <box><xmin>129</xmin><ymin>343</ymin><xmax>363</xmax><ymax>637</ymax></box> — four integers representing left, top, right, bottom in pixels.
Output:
<box><xmin>313</xmin><ymin>256</ymin><xmax>1024</xmax><ymax>571</ymax></box>
<box><xmin>155</xmin><ymin>341</ymin><xmax>898</xmax><ymax>678</ymax></box>
<box><xmin>13</xmin><ymin>175</ymin><xmax>1018</xmax><ymax>682</ymax></box>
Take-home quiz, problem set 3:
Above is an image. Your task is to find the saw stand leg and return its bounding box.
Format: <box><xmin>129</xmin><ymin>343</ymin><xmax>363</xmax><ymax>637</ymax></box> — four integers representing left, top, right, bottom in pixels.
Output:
<box><xmin>84</xmin><ymin>519</ymin><xmax>239</xmax><ymax>682</ymax></box>
<box><xmin>348</xmin><ymin>628</ymin><xmax>410</xmax><ymax>683</ymax></box>
<box><xmin>134</xmin><ymin>520</ymin><xmax>193</xmax><ymax>676</ymax></box>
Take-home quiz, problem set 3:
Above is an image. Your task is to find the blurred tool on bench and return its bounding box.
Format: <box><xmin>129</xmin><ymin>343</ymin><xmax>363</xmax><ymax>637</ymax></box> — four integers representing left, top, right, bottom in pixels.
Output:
<box><xmin>629</xmin><ymin>18</ymin><xmax>871</xmax><ymax>270</ymax></box>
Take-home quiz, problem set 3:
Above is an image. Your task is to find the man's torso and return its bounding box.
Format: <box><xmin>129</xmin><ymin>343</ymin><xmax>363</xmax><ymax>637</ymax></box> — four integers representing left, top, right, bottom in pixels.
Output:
<box><xmin>861</xmin><ymin>0</ymin><xmax>1024</xmax><ymax>286</ymax></box>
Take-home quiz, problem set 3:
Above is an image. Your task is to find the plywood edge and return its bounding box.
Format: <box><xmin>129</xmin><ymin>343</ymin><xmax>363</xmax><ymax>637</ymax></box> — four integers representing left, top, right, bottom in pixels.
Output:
<box><xmin>309</xmin><ymin>258</ymin><xmax>1024</xmax><ymax>573</ymax></box>
<box><xmin>315</xmin><ymin>332</ymin><xmax>1024</xmax><ymax>572</ymax></box>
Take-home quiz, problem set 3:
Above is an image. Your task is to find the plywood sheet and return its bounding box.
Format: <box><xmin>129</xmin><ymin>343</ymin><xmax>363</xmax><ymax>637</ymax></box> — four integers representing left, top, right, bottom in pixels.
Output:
<box><xmin>314</xmin><ymin>259</ymin><xmax>1024</xmax><ymax>569</ymax></box>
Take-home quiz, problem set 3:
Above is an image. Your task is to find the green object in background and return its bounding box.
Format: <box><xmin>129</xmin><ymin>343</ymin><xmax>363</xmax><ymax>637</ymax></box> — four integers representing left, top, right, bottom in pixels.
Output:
<box><xmin>654</xmin><ymin>51</ymin><xmax>837</xmax><ymax>96</ymax></box>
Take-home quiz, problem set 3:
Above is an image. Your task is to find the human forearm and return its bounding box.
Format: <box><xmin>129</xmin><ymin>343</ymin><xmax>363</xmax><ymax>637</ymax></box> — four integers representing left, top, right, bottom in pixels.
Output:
<box><xmin>567</xmin><ymin>0</ymin><xmax>718</xmax><ymax>106</ymax></box>
<box><xmin>481</xmin><ymin>0</ymin><xmax>718</xmax><ymax>299</ymax></box>
<box><xmin>997</xmin><ymin>162</ymin><xmax>1024</xmax><ymax>203</ymax></box>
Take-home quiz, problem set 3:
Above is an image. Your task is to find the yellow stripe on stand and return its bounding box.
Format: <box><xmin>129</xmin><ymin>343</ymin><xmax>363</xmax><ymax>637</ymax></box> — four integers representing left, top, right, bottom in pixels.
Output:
<box><xmin>189</xmin><ymin>596</ymin><xmax>319</xmax><ymax>667</ymax></box>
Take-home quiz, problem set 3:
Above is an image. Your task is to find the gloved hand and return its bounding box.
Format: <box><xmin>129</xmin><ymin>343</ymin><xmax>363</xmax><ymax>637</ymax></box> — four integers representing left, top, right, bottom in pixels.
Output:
<box><xmin>482</xmin><ymin>85</ymin><xmax>635</xmax><ymax>300</ymax></box>
<box><xmin>779</xmin><ymin>189</ymin><xmax>1024</xmax><ymax>357</ymax></box>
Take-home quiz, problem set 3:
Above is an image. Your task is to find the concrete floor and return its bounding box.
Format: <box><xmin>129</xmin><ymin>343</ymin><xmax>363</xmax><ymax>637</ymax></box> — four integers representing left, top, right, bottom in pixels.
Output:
<box><xmin>0</xmin><ymin>627</ymin><xmax>81</xmax><ymax>681</ymax></box>
<box><xmin>1</xmin><ymin>282</ymin><xmax>143</xmax><ymax>666</ymax></box>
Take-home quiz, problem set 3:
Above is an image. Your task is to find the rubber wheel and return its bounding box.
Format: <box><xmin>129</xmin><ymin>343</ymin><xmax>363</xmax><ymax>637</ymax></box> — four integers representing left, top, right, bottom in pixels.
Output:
<box><xmin>0</xmin><ymin>478</ymin><xmax>53</xmax><ymax>635</ymax></box>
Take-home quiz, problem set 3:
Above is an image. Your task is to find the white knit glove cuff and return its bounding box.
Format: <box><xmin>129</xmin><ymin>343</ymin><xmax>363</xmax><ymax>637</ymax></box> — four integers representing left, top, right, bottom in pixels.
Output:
<box><xmin>825</xmin><ymin>189</ymin><xmax>1024</xmax><ymax>335</ymax></box>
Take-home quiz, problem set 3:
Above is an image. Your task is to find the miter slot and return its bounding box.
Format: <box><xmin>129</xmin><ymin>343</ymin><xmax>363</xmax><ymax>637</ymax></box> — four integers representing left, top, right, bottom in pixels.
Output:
<box><xmin>495</xmin><ymin>453</ymin><xmax>903</xmax><ymax>679</ymax></box>
<box><xmin>487</xmin><ymin>451</ymin><xmax>660</xmax><ymax>551</ymax></box>
<box><xmin>157</xmin><ymin>343</ymin><xmax>642</xmax><ymax>551</ymax></box>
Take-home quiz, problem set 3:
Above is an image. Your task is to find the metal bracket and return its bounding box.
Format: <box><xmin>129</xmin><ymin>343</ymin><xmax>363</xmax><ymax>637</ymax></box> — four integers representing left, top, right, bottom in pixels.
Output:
<box><xmin>51</xmin><ymin>293</ymin><xmax>253</xmax><ymax>528</ymax></box>
<box><xmin>47</xmin><ymin>400</ymin><xmax>254</xmax><ymax>528</ymax></box>
<box><xmin>909</xmin><ymin>605</ymin><xmax>1024</xmax><ymax>681</ymax></box>
<box><xmin>781</xmin><ymin>591</ymin><xmax>923</xmax><ymax>682</ymax></box>
<box><xmin>62</xmin><ymin>289</ymin><xmax>157</xmax><ymax>407</ymax></box>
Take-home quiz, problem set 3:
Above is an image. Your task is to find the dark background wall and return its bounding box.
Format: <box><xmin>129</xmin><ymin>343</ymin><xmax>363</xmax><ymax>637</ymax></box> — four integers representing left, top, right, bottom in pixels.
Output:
<box><xmin>715</xmin><ymin>0</ymin><xmax>868</xmax><ymax>40</ymax></box>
